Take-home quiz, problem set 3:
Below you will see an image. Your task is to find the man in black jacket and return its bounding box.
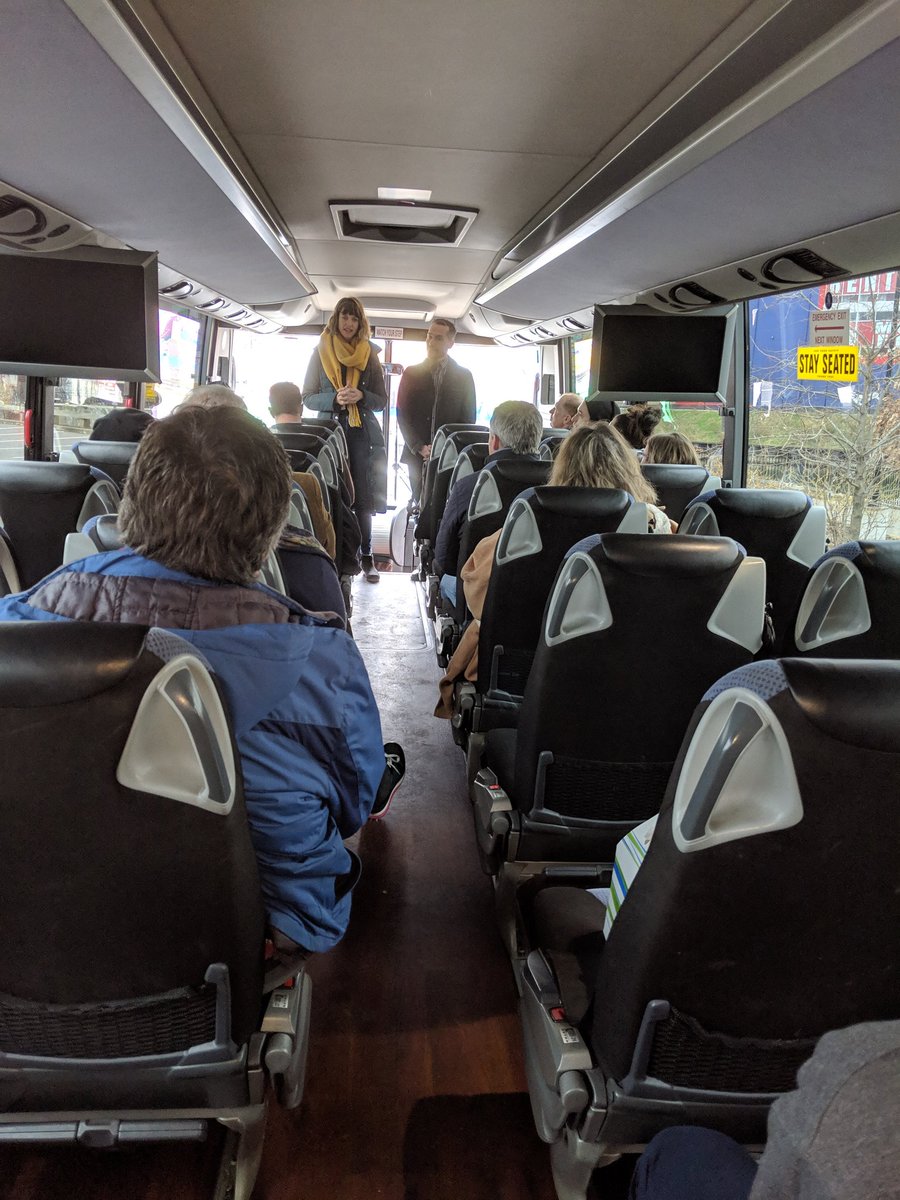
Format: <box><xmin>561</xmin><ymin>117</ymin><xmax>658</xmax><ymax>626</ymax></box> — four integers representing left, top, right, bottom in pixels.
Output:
<box><xmin>397</xmin><ymin>318</ymin><xmax>477</xmax><ymax>501</ymax></box>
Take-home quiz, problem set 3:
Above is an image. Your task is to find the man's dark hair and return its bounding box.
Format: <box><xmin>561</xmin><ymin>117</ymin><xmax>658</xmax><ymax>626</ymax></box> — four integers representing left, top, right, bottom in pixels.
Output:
<box><xmin>431</xmin><ymin>318</ymin><xmax>457</xmax><ymax>339</ymax></box>
<box><xmin>119</xmin><ymin>406</ymin><xmax>292</xmax><ymax>584</ymax></box>
<box><xmin>90</xmin><ymin>407</ymin><xmax>153</xmax><ymax>443</ymax></box>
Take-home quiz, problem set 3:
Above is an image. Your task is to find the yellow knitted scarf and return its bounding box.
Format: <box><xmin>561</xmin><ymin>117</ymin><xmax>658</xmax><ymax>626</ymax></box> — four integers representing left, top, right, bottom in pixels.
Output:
<box><xmin>318</xmin><ymin>332</ymin><xmax>370</xmax><ymax>428</ymax></box>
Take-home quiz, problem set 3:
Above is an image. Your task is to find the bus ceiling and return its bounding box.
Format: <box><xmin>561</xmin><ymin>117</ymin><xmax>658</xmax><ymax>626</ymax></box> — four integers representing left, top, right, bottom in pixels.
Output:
<box><xmin>0</xmin><ymin>0</ymin><xmax>897</xmax><ymax>338</ymax></box>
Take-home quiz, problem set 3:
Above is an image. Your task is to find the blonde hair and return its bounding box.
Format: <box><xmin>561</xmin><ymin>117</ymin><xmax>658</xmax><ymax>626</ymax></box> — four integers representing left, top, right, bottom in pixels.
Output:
<box><xmin>643</xmin><ymin>431</ymin><xmax>701</xmax><ymax>466</ymax></box>
<box><xmin>550</xmin><ymin>424</ymin><xmax>657</xmax><ymax>503</ymax></box>
<box><xmin>325</xmin><ymin>296</ymin><xmax>371</xmax><ymax>344</ymax></box>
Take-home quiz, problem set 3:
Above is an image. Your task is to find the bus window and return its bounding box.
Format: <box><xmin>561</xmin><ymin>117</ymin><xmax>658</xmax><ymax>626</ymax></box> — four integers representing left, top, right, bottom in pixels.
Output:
<box><xmin>232</xmin><ymin>330</ymin><xmax>320</xmax><ymax>424</ymax></box>
<box><xmin>748</xmin><ymin>272</ymin><xmax>900</xmax><ymax>543</ymax></box>
<box><xmin>0</xmin><ymin>375</ymin><xmax>26</xmax><ymax>461</ymax></box>
<box><xmin>53</xmin><ymin>377</ymin><xmax>129</xmax><ymax>457</ymax></box>
<box><xmin>389</xmin><ymin>339</ymin><xmax>539</xmax><ymax>427</ymax></box>
<box><xmin>569</xmin><ymin>332</ymin><xmax>592</xmax><ymax>400</ymax></box>
<box><xmin>152</xmin><ymin>307</ymin><xmax>204</xmax><ymax>417</ymax></box>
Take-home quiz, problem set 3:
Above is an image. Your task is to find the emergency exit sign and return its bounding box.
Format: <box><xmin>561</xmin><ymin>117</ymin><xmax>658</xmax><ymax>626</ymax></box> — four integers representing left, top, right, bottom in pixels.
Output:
<box><xmin>807</xmin><ymin>309</ymin><xmax>849</xmax><ymax>345</ymax></box>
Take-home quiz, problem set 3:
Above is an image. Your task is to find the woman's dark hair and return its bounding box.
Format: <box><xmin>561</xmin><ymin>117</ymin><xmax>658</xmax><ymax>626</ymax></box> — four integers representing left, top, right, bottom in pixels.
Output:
<box><xmin>611</xmin><ymin>403</ymin><xmax>662</xmax><ymax>449</ymax></box>
<box><xmin>120</xmin><ymin>406</ymin><xmax>292</xmax><ymax>584</ymax></box>
<box><xmin>325</xmin><ymin>296</ymin><xmax>371</xmax><ymax>344</ymax></box>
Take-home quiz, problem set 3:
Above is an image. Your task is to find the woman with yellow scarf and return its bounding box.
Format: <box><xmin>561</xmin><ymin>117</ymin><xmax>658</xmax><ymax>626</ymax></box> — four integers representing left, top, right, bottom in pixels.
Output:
<box><xmin>303</xmin><ymin>297</ymin><xmax>388</xmax><ymax>581</ymax></box>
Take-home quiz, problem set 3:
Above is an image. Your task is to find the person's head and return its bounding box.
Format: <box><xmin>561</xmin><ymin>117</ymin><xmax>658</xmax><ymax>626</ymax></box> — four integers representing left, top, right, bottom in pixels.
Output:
<box><xmin>488</xmin><ymin>400</ymin><xmax>544</xmax><ymax>456</ymax></box>
<box><xmin>572</xmin><ymin>394</ymin><xmax>621</xmax><ymax>429</ymax></box>
<box><xmin>549</xmin><ymin>423</ymin><xmax>657</xmax><ymax>503</ymax></box>
<box><xmin>90</xmin><ymin>407</ymin><xmax>154</xmax><ymax>443</ymax></box>
<box><xmin>326</xmin><ymin>296</ymin><xmax>370</xmax><ymax>346</ymax></box>
<box><xmin>179</xmin><ymin>384</ymin><xmax>248</xmax><ymax>412</ymax></box>
<box><xmin>643</xmin><ymin>431</ymin><xmax>701</xmax><ymax>466</ymax></box>
<box><xmin>119</xmin><ymin>406</ymin><xmax>292</xmax><ymax>585</ymax></box>
<box><xmin>611</xmin><ymin>403</ymin><xmax>662</xmax><ymax>449</ymax></box>
<box><xmin>425</xmin><ymin>317</ymin><xmax>456</xmax><ymax>362</ymax></box>
<box><xmin>549</xmin><ymin>392</ymin><xmax>580</xmax><ymax>430</ymax></box>
<box><xmin>269</xmin><ymin>381</ymin><xmax>303</xmax><ymax>422</ymax></box>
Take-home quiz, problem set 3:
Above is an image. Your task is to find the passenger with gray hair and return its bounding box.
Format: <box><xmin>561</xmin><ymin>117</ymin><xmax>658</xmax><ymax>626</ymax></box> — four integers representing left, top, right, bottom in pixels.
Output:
<box><xmin>178</xmin><ymin>383</ymin><xmax>248</xmax><ymax>411</ymax></box>
<box><xmin>434</xmin><ymin>399</ymin><xmax>543</xmax><ymax>602</ymax></box>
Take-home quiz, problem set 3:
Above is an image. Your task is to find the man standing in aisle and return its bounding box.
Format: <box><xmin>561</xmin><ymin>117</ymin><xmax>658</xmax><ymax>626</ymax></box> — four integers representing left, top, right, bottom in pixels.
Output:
<box><xmin>397</xmin><ymin>318</ymin><xmax>476</xmax><ymax>502</ymax></box>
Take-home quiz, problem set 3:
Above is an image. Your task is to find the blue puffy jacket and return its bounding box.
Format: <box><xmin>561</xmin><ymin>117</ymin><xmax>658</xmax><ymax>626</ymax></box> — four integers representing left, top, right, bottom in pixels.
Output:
<box><xmin>0</xmin><ymin>548</ymin><xmax>385</xmax><ymax>953</ymax></box>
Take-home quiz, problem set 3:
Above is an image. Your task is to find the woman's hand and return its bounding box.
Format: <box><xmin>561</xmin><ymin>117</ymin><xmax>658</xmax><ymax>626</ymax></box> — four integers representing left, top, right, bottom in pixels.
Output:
<box><xmin>336</xmin><ymin>386</ymin><xmax>363</xmax><ymax>406</ymax></box>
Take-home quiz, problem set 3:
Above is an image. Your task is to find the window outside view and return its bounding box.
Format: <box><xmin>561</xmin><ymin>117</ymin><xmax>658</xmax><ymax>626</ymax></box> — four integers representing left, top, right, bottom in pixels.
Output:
<box><xmin>747</xmin><ymin>271</ymin><xmax>900</xmax><ymax>542</ymax></box>
<box><xmin>0</xmin><ymin>374</ymin><xmax>26</xmax><ymax>461</ymax></box>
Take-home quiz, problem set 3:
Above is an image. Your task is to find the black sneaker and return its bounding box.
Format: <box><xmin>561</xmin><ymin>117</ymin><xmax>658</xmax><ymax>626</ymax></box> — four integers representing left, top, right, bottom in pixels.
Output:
<box><xmin>361</xmin><ymin>555</ymin><xmax>380</xmax><ymax>582</ymax></box>
<box><xmin>369</xmin><ymin>742</ymin><xmax>405</xmax><ymax>820</ymax></box>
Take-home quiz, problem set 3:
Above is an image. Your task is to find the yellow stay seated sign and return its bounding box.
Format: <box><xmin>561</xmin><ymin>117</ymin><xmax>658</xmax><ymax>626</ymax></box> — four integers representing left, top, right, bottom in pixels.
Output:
<box><xmin>797</xmin><ymin>346</ymin><xmax>858</xmax><ymax>381</ymax></box>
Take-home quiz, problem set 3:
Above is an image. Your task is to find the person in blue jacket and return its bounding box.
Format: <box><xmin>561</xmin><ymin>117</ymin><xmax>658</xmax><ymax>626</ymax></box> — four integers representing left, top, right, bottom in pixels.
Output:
<box><xmin>0</xmin><ymin>405</ymin><xmax>387</xmax><ymax>957</ymax></box>
<box><xmin>302</xmin><ymin>296</ymin><xmax>388</xmax><ymax>582</ymax></box>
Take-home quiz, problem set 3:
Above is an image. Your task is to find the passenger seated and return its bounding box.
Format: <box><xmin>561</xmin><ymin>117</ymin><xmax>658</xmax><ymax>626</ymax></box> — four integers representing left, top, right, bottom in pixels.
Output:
<box><xmin>549</xmin><ymin>392</ymin><xmax>581</xmax><ymax>431</ymax></box>
<box><xmin>628</xmin><ymin>1021</ymin><xmax>900</xmax><ymax>1200</ymax></box>
<box><xmin>434</xmin><ymin>400</ymin><xmax>543</xmax><ymax>604</ymax></box>
<box><xmin>436</xmin><ymin>423</ymin><xmax>673</xmax><ymax>714</ymax></box>
<box><xmin>176</xmin><ymin>383</ymin><xmax>249</xmax><ymax>411</ymax></box>
<box><xmin>269</xmin><ymin>379</ymin><xmax>305</xmax><ymax>426</ymax></box>
<box><xmin>572</xmin><ymin>393</ymin><xmax>621</xmax><ymax>428</ymax></box>
<box><xmin>90</xmin><ymin>407</ymin><xmax>153</xmax><ymax>442</ymax></box>
<box><xmin>643</xmin><ymin>430</ymin><xmax>701</xmax><ymax>465</ymax></box>
<box><xmin>611</xmin><ymin>402</ymin><xmax>661</xmax><ymax>452</ymax></box>
<box><xmin>0</xmin><ymin>406</ymin><xmax>393</xmax><ymax>957</ymax></box>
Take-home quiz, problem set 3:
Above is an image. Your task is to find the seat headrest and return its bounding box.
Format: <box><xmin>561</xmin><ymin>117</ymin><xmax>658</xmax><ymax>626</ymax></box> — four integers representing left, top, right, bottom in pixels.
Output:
<box><xmin>531</xmin><ymin>485</ymin><xmax>631</xmax><ymax>518</ymax></box>
<box><xmin>82</xmin><ymin>514</ymin><xmax>125</xmax><ymax>550</ymax></box>
<box><xmin>781</xmin><ymin>658</ymin><xmax>900</xmax><ymax>753</ymax></box>
<box><xmin>490</xmin><ymin>459</ymin><xmax>549</xmax><ymax>484</ymax></box>
<box><xmin>592</xmin><ymin>534</ymin><xmax>744</xmax><ymax>576</ymax></box>
<box><xmin>0</xmin><ymin>621</ymin><xmax>149</xmax><ymax>705</ymax></box>
<box><xmin>641</xmin><ymin>464</ymin><xmax>709</xmax><ymax>487</ymax></box>
<box><xmin>0</xmin><ymin>461</ymin><xmax>94</xmax><ymax>494</ymax></box>
<box><xmin>713</xmin><ymin>488</ymin><xmax>810</xmax><ymax>518</ymax></box>
<box><xmin>72</xmin><ymin>440</ymin><xmax>140</xmax><ymax>467</ymax></box>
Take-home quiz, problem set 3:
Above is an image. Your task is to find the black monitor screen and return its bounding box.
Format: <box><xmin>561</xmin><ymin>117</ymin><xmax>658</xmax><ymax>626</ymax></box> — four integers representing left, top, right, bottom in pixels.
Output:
<box><xmin>0</xmin><ymin>249</ymin><xmax>159</xmax><ymax>380</ymax></box>
<box><xmin>596</xmin><ymin>314</ymin><xmax>728</xmax><ymax>395</ymax></box>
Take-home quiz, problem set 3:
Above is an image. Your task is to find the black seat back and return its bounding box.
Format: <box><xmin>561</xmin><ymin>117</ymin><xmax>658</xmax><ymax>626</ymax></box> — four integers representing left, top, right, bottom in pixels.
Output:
<box><xmin>539</xmin><ymin>431</ymin><xmax>567</xmax><ymax>461</ymax></box>
<box><xmin>640</xmin><ymin>463</ymin><xmax>713</xmax><ymax>523</ymax></box>
<box><xmin>681</xmin><ymin>488</ymin><xmax>825</xmax><ymax>653</ymax></box>
<box><xmin>72</xmin><ymin>440</ymin><xmax>140</xmax><ymax>489</ymax></box>
<box><xmin>592</xmin><ymin>657</ymin><xmax>900</xmax><ymax>1095</ymax></box>
<box><xmin>512</xmin><ymin>534</ymin><xmax>764</xmax><ymax>861</ymax></box>
<box><xmin>0</xmin><ymin>461</ymin><xmax>119</xmax><ymax>588</ymax></box>
<box><xmin>478</xmin><ymin>486</ymin><xmax>635</xmax><ymax>697</ymax></box>
<box><xmin>456</xmin><ymin>458</ymin><xmax>552</xmax><ymax>569</ymax></box>
<box><xmin>415</xmin><ymin>423</ymin><xmax>486</xmax><ymax>526</ymax></box>
<box><xmin>416</xmin><ymin>429</ymin><xmax>489</xmax><ymax>545</ymax></box>
<box><xmin>0</xmin><ymin>622</ymin><xmax>265</xmax><ymax>1108</ymax></box>
<box><xmin>785</xmin><ymin>540</ymin><xmax>900</xmax><ymax>657</ymax></box>
<box><xmin>447</xmin><ymin>442</ymin><xmax>491</xmax><ymax>491</ymax></box>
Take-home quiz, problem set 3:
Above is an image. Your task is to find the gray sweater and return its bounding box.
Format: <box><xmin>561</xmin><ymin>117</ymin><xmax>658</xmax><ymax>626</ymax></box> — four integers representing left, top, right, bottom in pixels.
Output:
<box><xmin>750</xmin><ymin>1021</ymin><xmax>900</xmax><ymax>1200</ymax></box>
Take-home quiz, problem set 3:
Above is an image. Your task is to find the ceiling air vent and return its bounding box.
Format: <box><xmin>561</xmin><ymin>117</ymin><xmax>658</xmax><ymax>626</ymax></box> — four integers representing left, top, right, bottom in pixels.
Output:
<box><xmin>668</xmin><ymin>281</ymin><xmax>726</xmax><ymax>308</ymax></box>
<box><xmin>330</xmin><ymin>200</ymin><xmax>477</xmax><ymax>247</ymax></box>
<box><xmin>761</xmin><ymin>250</ymin><xmax>846</xmax><ymax>286</ymax></box>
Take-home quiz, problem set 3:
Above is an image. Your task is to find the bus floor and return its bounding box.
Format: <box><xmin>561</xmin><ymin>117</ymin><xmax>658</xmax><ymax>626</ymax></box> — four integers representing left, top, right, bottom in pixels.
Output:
<box><xmin>0</xmin><ymin>570</ymin><xmax>561</xmax><ymax>1200</ymax></box>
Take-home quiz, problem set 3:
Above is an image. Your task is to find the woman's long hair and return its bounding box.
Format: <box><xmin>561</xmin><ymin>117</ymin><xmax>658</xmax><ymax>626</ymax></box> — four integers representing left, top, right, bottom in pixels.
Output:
<box><xmin>325</xmin><ymin>296</ymin><xmax>371</xmax><ymax>344</ymax></box>
<box><xmin>550</xmin><ymin>423</ymin><xmax>657</xmax><ymax>504</ymax></box>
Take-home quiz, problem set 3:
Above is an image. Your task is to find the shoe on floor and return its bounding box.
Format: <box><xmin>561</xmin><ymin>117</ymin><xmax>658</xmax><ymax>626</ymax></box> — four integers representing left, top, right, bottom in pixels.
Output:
<box><xmin>369</xmin><ymin>742</ymin><xmax>405</xmax><ymax>820</ymax></box>
<box><xmin>361</xmin><ymin>555</ymin><xmax>380</xmax><ymax>582</ymax></box>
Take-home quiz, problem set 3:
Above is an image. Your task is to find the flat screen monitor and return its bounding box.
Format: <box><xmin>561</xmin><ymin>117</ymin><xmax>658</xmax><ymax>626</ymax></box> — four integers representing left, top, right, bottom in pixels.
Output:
<box><xmin>591</xmin><ymin>308</ymin><xmax>735</xmax><ymax>405</ymax></box>
<box><xmin>0</xmin><ymin>246</ymin><xmax>159</xmax><ymax>381</ymax></box>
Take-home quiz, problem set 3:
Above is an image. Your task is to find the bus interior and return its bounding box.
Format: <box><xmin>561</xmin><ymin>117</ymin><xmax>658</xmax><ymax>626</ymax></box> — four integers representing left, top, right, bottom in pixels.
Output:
<box><xmin>1</xmin><ymin>1</ymin><xmax>899</xmax><ymax>1197</ymax></box>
